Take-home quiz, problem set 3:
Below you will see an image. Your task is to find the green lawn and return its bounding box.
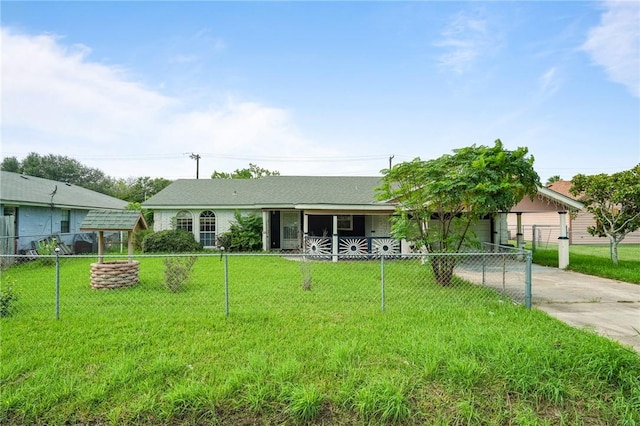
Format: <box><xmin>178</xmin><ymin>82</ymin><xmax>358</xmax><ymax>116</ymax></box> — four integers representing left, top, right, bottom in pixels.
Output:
<box><xmin>532</xmin><ymin>244</ymin><xmax>640</xmax><ymax>284</ymax></box>
<box><xmin>1</xmin><ymin>255</ymin><xmax>639</xmax><ymax>425</ymax></box>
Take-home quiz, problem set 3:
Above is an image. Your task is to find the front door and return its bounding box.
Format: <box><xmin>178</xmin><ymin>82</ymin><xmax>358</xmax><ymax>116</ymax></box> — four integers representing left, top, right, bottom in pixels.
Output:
<box><xmin>281</xmin><ymin>211</ymin><xmax>300</xmax><ymax>250</ymax></box>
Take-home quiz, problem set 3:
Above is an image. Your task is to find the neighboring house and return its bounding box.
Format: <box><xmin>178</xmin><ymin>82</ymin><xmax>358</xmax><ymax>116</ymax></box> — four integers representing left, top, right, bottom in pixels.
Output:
<box><xmin>508</xmin><ymin>180</ymin><xmax>640</xmax><ymax>245</ymax></box>
<box><xmin>142</xmin><ymin>176</ymin><xmax>534</xmax><ymax>256</ymax></box>
<box><xmin>0</xmin><ymin>171</ymin><xmax>128</xmax><ymax>254</ymax></box>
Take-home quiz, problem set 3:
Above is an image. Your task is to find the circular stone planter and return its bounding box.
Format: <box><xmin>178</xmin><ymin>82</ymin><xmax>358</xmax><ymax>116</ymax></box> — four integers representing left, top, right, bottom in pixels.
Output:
<box><xmin>90</xmin><ymin>260</ymin><xmax>140</xmax><ymax>289</ymax></box>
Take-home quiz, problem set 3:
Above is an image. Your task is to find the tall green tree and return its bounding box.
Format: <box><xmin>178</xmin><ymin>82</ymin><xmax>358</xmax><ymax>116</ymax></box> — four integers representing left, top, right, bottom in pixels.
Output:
<box><xmin>377</xmin><ymin>140</ymin><xmax>540</xmax><ymax>285</ymax></box>
<box><xmin>570</xmin><ymin>165</ymin><xmax>640</xmax><ymax>265</ymax></box>
<box><xmin>4</xmin><ymin>152</ymin><xmax>116</xmax><ymax>195</ymax></box>
<box><xmin>211</xmin><ymin>163</ymin><xmax>280</xmax><ymax>179</ymax></box>
<box><xmin>113</xmin><ymin>176</ymin><xmax>173</xmax><ymax>203</ymax></box>
<box><xmin>1</xmin><ymin>153</ymin><xmax>173</xmax><ymax>202</ymax></box>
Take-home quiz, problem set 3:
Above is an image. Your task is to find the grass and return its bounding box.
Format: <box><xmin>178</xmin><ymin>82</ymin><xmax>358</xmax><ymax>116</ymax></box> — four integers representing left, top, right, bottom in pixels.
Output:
<box><xmin>1</xmin><ymin>254</ymin><xmax>639</xmax><ymax>425</ymax></box>
<box><xmin>532</xmin><ymin>244</ymin><xmax>640</xmax><ymax>284</ymax></box>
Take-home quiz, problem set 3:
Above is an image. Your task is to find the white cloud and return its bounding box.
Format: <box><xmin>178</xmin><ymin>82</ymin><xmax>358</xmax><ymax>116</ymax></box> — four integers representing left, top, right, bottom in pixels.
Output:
<box><xmin>0</xmin><ymin>28</ymin><xmax>340</xmax><ymax>179</ymax></box>
<box><xmin>582</xmin><ymin>0</ymin><xmax>640</xmax><ymax>98</ymax></box>
<box><xmin>539</xmin><ymin>66</ymin><xmax>561</xmax><ymax>98</ymax></box>
<box><xmin>434</xmin><ymin>10</ymin><xmax>501</xmax><ymax>75</ymax></box>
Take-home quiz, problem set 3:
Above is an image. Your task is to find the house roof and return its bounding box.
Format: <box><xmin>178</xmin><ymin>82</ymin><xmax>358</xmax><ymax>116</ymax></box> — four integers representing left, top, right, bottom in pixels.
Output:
<box><xmin>546</xmin><ymin>180</ymin><xmax>577</xmax><ymax>200</ymax></box>
<box><xmin>80</xmin><ymin>209</ymin><xmax>148</xmax><ymax>231</ymax></box>
<box><xmin>0</xmin><ymin>171</ymin><xmax>127</xmax><ymax>210</ymax></box>
<box><xmin>142</xmin><ymin>176</ymin><xmax>393</xmax><ymax>210</ymax></box>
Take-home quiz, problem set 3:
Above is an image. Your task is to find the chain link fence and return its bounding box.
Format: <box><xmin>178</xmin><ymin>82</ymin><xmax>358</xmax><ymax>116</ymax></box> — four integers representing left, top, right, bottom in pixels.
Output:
<box><xmin>0</xmin><ymin>249</ymin><xmax>531</xmax><ymax>321</ymax></box>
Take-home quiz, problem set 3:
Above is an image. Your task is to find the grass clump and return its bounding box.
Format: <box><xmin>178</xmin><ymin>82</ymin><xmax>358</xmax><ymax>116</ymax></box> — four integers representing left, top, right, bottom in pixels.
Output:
<box><xmin>0</xmin><ymin>279</ymin><xmax>17</xmax><ymax>317</ymax></box>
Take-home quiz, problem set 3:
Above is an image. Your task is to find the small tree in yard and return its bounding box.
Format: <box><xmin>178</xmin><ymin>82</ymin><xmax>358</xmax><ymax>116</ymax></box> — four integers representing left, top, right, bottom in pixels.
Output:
<box><xmin>377</xmin><ymin>139</ymin><xmax>540</xmax><ymax>285</ymax></box>
<box><xmin>570</xmin><ymin>165</ymin><xmax>640</xmax><ymax>265</ymax></box>
<box><xmin>163</xmin><ymin>256</ymin><xmax>197</xmax><ymax>292</ymax></box>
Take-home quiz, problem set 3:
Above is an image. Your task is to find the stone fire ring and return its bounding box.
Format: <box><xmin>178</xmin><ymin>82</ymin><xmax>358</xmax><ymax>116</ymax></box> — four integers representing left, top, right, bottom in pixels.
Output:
<box><xmin>90</xmin><ymin>260</ymin><xmax>140</xmax><ymax>289</ymax></box>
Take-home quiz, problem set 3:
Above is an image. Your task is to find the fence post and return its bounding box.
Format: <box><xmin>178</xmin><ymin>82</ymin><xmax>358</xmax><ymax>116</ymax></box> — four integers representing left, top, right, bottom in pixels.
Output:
<box><xmin>380</xmin><ymin>255</ymin><xmax>385</xmax><ymax>312</ymax></box>
<box><xmin>224</xmin><ymin>253</ymin><xmax>229</xmax><ymax>317</ymax></box>
<box><xmin>525</xmin><ymin>250</ymin><xmax>532</xmax><ymax>309</ymax></box>
<box><xmin>532</xmin><ymin>225</ymin><xmax>536</xmax><ymax>253</ymax></box>
<box><xmin>482</xmin><ymin>253</ymin><xmax>486</xmax><ymax>286</ymax></box>
<box><xmin>55</xmin><ymin>248</ymin><xmax>61</xmax><ymax>320</ymax></box>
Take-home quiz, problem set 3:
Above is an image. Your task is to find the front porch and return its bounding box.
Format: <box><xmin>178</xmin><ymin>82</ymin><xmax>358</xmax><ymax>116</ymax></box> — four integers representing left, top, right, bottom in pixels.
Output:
<box><xmin>261</xmin><ymin>210</ymin><xmax>402</xmax><ymax>259</ymax></box>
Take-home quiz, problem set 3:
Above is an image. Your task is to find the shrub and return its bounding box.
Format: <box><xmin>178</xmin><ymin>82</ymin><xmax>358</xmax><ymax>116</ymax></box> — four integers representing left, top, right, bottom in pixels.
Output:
<box><xmin>36</xmin><ymin>238</ymin><xmax>58</xmax><ymax>266</ymax></box>
<box><xmin>132</xmin><ymin>229</ymin><xmax>153</xmax><ymax>251</ymax></box>
<box><xmin>142</xmin><ymin>230</ymin><xmax>201</xmax><ymax>253</ymax></box>
<box><xmin>219</xmin><ymin>211</ymin><xmax>263</xmax><ymax>252</ymax></box>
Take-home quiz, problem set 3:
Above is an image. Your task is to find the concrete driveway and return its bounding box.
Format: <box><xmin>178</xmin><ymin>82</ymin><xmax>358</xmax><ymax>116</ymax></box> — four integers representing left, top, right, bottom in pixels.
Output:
<box><xmin>532</xmin><ymin>265</ymin><xmax>640</xmax><ymax>352</ymax></box>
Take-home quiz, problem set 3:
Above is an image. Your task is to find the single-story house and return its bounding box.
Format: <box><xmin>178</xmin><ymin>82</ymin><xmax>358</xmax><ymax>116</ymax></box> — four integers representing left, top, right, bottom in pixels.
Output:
<box><xmin>142</xmin><ymin>176</ymin><xmax>580</xmax><ymax>259</ymax></box>
<box><xmin>0</xmin><ymin>171</ymin><xmax>128</xmax><ymax>254</ymax></box>
<box><xmin>507</xmin><ymin>180</ymin><xmax>640</xmax><ymax>245</ymax></box>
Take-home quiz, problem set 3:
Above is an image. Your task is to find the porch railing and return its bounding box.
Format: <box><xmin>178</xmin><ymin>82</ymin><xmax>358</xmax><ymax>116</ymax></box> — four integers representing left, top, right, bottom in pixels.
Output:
<box><xmin>304</xmin><ymin>236</ymin><xmax>400</xmax><ymax>258</ymax></box>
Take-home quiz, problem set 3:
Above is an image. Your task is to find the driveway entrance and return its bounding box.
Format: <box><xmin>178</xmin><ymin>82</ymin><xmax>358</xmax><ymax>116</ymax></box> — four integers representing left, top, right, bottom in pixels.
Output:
<box><xmin>532</xmin><ymin>265</ymin><xmax>640</xmax><ymax>352</ymax></box>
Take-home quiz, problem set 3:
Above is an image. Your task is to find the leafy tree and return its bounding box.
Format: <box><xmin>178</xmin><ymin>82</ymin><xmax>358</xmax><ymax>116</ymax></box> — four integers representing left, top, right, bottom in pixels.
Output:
<box><xmin>377</xmin><ymin>139</ymin><xmax>540</xmax><ymax>285</ymax></box>
<box><xmin>114</xmin><ymin>176</ymin><xmax>173</xmax><ymax>203</ymax></box>
<box><xmin>211</xmin><ymin>163</ymin><xmax>280</xmax><ymax>179</ymax></box>
<box><xmin>0</xmin><ymin>157</ymin><xmax>20</xmax><ymax>173</ymax></box>
<box><xmin>546</xmin><ymin>175</ymin><xmax>561</xmax><ymax>185</ymax></box>
<box><xmin>5</xmin><ymin>152</ymin><xmax>116</xmax><ymax>195</ymax></box>
<box><xmin>2</xmin><ymin>153</ymin><xmax>173</xmax><ymax>203</ymax></box>
<box><xmin>570</xmin><ymin>165</ymin><xmax>640</xmax><ymax>265</ymax></box>
<box><xmin>217</xmin><ymin>211</ymin><xmax>263</xmax><ymax>252</ymax></box>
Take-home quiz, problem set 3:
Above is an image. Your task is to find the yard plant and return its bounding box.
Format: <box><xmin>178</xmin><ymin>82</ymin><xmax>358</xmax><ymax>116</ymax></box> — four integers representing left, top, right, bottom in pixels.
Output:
<box><xmin>1</xmin><ymin>254</ymin><xmax>639</xmax><ymax>425</ymax></box>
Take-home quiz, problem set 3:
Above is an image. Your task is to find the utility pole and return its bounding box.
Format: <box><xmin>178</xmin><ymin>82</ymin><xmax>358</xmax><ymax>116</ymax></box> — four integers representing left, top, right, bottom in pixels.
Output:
<box><xmin>389</xmin><ymin>155</ymin><xmax>395</xmax><ymax>169</ymax></box>
<box><xmin>189</xmin><ymin>153</ymin><xmax>201</xmax><ymax>179</ymax></box>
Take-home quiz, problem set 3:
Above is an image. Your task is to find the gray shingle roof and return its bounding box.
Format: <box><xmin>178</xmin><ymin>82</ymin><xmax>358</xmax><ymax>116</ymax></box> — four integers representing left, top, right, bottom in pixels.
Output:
<box><xmin>143</xmin><ymin>176</ymin><xmax>390</xmax><ymax>208</ymax></box>
<box><xmin>80</xmin><ymin>209</ymin><xmax>148</xmax><ymax>231</ymax></box>
<box><xmin>1</xmin><ymin>171</ymin><xmax>127</xmax><ymax>210</ymax></box>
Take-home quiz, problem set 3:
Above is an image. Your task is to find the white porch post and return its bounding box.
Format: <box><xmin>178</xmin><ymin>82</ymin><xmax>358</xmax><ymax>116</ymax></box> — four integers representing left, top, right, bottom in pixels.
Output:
<box><xmin>262</xmin><ymin>211</ymin><xmax>269</xmax><ymax>251</ymax></box>
<box><xmin>332</xmin><ymin>214</ymin><xmax>338</xmax><ymax>262</ymax></box>
<box><xmin>493</xmin><ymin>213</ymin><xmax>508</xmax><ymax>245</ymax></box>
<box><xmin>303</xmin><ymin>213</ymin><xmax>309</xmax><ymax>253</ymax></box>
<box><xmin>558</xmin><ymin>211</ymin><xmax>569</xmax><ymax>269</ymax></box>
<box><xmin>516</xmin><ymin>213</ymin><xmax>524</xmax><ymax>249</ymax></box>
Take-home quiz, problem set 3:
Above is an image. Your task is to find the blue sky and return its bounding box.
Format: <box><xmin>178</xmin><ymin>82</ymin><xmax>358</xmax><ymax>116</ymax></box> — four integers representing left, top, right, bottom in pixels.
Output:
<box><xmin>2</xmin><ymin>1</ymin><xmax>639</xmax><ymax>182</ymax></box>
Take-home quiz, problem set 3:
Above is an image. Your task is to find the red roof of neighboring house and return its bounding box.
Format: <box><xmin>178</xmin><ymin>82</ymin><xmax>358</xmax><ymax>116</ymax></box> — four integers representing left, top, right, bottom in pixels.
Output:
<box><xmin>546</xmin><ymin>180</ymin><xmax>577</xmax><ymax>200</ymax></box>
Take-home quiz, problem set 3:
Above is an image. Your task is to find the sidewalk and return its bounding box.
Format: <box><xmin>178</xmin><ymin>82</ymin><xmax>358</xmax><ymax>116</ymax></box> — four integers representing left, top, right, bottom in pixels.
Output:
<box><xmin>531</xmin><ymin>265</ymin><xmax>640</xmax><ymax>352</ymax></box>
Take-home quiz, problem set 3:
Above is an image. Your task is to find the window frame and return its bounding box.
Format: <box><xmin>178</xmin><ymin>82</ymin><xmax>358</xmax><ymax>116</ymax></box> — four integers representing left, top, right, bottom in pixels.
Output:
<box><xmin>337</xmin><ymin>214</ymin><xmax>353</xmax><ymax>231</ymax></box>
<box><xmin>61</xmin><ymin>209</ymin><xmax>71</xmax><ymax>233</ymax></box>
<box><xmin>175</xmin><ymin>210</ymin><xmax>193</xmax><ymax>232</ymax></box>
<box><xmin>199</xmin><ymin>210</ymin><xmax>216</xmax><ymax>247</ymax></box>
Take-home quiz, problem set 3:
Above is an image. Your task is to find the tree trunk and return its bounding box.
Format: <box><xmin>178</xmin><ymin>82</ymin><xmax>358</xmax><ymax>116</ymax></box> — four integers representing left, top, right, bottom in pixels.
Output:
<box><xmin>431</xmin><ymin>256</ymin><xmax>457</xmax><ymax>286</ymax></box>
<box><xmin>609</xmin><ymin>236</ymin><xmax>619</xmax><ymax>265</ymax></box>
